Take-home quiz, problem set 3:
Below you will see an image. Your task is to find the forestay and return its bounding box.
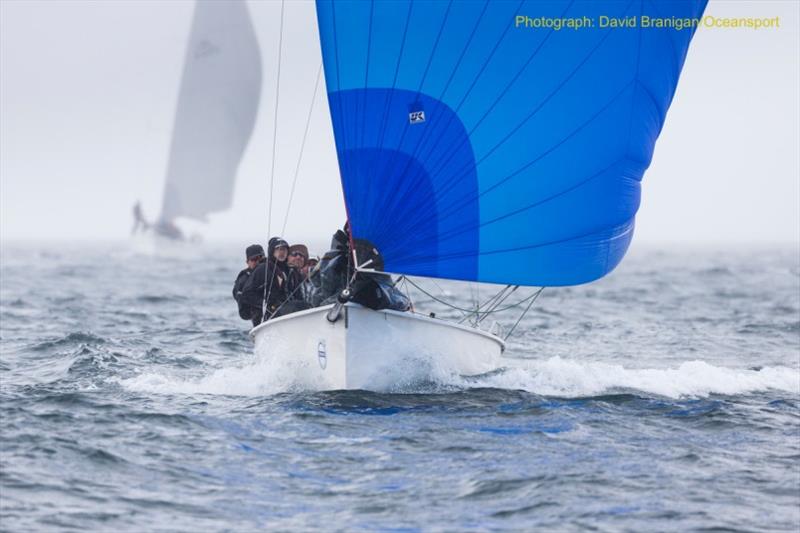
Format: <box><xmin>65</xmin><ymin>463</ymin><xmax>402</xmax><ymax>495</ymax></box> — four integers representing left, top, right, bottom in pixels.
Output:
<box><xmin>315</xmin><ymin>0</ymin><xmax>707</xmax><ymax>286</ymax></box>
<box><xmin>160</xmin><ymin>0</ymin><xmax>262</xmax><ymax>223</ymax></box>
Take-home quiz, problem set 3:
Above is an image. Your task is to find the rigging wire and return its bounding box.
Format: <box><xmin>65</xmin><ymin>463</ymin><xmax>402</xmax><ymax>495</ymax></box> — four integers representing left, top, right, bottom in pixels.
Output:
<box><xmin>404</xmin><ymin>277</ymin><xmax>541</xmax><ymax>316</ymax></box>
<box><xmin>400</xmin><ymin>275</ymin><xmax>470</xmax><ymax>320</ymax></box>
<box><xmin>266</xmin><ymin>0</ymin><xmax>285</xmax><ymax>240</ymax></box>
<box><xmin>474</xmin><ymin>283</ymin><xmax>480</xmax><ymax>327</ymax></box>
<box><xmin>281</xmin><ymin>62</ymin><xmax>323</xmax><ymax>236</ymax></box>
<box><xmin>504</xmin><ymin>287</ymin><xmax>545</xmax><ymax>341</ymax></box>
<box><xmin>398</xmin><ymin>276</ymin><xmax>415</xmax><ymax>313</ymax></box>
<box><xmin>458</xmin><ymin>284</ymin><xmax>511</xmax><ymax>324</ymax></box>
<box><xmin>477</xmin><ymin>285</ymin><xmax>519</xmax><ymax>324</ymax></box>
<box><xmin>263</xmin><ymin>0</ymin><xmax>286</xmax><ymax>321</ymax></box>
<box><xmin>269</xmin><ymin>273</ymin><xmax>310</xmax><ymax>319</ymax></box>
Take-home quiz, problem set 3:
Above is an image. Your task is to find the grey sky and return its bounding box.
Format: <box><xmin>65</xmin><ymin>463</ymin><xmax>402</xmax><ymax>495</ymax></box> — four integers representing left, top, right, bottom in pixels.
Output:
<box><xmin>1</xmin><ymin>0</ymin><xmax>798</xmax><ymax>245</ymax></box>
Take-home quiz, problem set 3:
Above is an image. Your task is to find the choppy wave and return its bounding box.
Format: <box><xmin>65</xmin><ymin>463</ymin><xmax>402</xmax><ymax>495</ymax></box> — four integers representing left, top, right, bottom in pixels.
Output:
<box><xmin>3</xmin><ymin>243</ymin><xmax>799</xmax><ymax>532</ymax></box>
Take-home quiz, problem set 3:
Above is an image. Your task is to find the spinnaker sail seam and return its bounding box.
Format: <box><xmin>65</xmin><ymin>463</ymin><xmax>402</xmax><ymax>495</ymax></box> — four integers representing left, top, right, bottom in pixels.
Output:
<box><xmin>625</xmin><ymin>1</ymin><xmax>645</xmax><ymax>157</ymax></box>
<box><xmin>363</xmin><ymin>0</ymin><xmax>455</xmax><ymax>235</ymax></box>
<box><xmin>327</xmin><ymin>0</ymin><xmax>353</xmax><ymax>218</ymax></box>
<box><xmin>369</xmin><ymin>0</ymin><xmax>534</xmax><ymax>240</ymax></box>
<box><xmin>398</xmin><ymin>0</ymin><xmax>628</xmax><ymax>228</ymax></box>
<box><xmin>645</xmin><ymin>0</ymin><xmax>682</xmax><ymax>70</ymax></box>
<box><xmin>373</xmin><ymin>0</ymin><xmax>624</xmax><ymax>246</ymax></box>
<box><xmin>419</xmin><ymin>156</ymin><xmax>629</xmax><ymax>250</ymax></box>
<box><xmin>396</xmin><ymin>81</ymin><xmax>634</xmax><ymax>245</ymax></box>
<box><xmin>391</xmin><ymin>219</ymin><xmax>635</xmax><ymax>278</ymax></box>
<box><xmin>363</xmin><ymin>0</ymin><xmax>494</xmax><ymax>240</ymax></box>
<box><xmin>359</xmin><ymin>0</ymin><xmax>415</xmax><ymax>236</ymax></box>
<box><xmin>356</xmin><ymin>0</ymin><xmax>375</xmax><ymax>169</ymax></box>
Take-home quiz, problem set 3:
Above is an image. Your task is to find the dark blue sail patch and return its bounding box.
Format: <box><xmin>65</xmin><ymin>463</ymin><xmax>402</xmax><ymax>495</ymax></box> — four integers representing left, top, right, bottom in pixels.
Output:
<box><xmin>316</xmin><ymin>0</ymin><xmax>707</xmax><ymax>286</ymax></box>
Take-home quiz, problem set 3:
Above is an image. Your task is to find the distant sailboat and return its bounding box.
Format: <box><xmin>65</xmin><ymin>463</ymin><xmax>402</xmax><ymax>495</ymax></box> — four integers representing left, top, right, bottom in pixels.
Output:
<box><xmin>149</xmin><ymin>0</ymin><xmax>262</xmax><ymax>243</ymax></box>
<box><xmin>250</xmin><ymin>0</ymin><xmax>708</xmax><ymax>390</ymax></box>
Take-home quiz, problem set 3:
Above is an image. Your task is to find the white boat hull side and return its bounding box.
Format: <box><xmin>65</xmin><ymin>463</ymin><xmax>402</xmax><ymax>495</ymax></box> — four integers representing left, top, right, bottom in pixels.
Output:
<box><xmin>250</xmin><ymin>304</ymin><xmax>504</xmax><ymax>391</ymax></box>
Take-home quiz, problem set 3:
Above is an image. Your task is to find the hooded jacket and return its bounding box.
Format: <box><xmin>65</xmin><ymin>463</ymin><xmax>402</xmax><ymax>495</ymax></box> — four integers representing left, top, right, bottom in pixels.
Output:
<box><xmin>240</xmin><ymin>238</ymin><xmax>290</xmax><ymax>320</ymax></box>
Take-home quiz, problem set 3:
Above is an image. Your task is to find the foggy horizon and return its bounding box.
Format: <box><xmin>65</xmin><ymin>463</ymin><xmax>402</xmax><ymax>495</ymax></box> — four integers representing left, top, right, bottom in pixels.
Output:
<box><xmin>1</xmin><ymin>0</ymin><xmax>798</xmax><ymax>246</ymax></box>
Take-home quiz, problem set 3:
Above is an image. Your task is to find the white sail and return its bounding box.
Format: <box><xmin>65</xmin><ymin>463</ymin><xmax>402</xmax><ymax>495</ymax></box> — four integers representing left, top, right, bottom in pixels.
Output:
<box><xmin>159</xmin><ymin>0</ymin><xmax>261</xmax><ymax>223</ymax></box>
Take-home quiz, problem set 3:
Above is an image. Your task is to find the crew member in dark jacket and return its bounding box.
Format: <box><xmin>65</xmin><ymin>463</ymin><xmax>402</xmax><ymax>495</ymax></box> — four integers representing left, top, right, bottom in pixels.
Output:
<box><xmin>318</xmin><ymin>223</ymin><xmax>410</xmax><ymax>312</ymax></box>
<box><xmin>233</xmin><ymin>244</ymin><xmax>264</xmax><ymax>323</ymax></box>
<box><xmin>240</xmin><ymin>237</ymin><xmax>314</xmax><ymax>323</ymax></box>
<box><xmin>239</xmin><ymin>238</ymin><xmax>288</xmax><ymax>325</ymax></box>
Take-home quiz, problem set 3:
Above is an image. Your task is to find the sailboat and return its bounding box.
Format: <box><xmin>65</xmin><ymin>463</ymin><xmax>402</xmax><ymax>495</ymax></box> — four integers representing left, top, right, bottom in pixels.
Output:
<box><xmin>248</xmin><ymin>0</ymin><xmax>708</xmax><ymax>390</ymax></box>
<box><xmin>139</xmin><ymin>0</ymin><xmax>262</xmax><ymax>247</ymax></box>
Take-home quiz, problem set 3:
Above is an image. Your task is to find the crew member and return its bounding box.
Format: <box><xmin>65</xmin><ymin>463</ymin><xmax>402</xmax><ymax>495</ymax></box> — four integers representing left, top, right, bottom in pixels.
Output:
<box><xmin>233</xmin><ymin>244</ymin><xmax>264</xmax><ymax>323</ymax></box>
<box><xmin>131</xmin><ymin>201</ymin><xmax>149</xmax><ymax>234</ymax></box>
<box><xmin>288</xmin><ymin>244</ymin><xmax>309</xmax><ymax>300</ymax></box>
<box><xmin>318</xmin><ymin>223</ymin><xmax>410</xmax><ymax>312</ymax></box>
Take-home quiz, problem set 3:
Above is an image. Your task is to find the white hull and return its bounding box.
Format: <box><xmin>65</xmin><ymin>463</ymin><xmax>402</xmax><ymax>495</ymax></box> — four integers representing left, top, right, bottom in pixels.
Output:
<box><xmin>250</xmin><ymin>304</ymin><xmax>505</xmax><ymax>391</ymax></box>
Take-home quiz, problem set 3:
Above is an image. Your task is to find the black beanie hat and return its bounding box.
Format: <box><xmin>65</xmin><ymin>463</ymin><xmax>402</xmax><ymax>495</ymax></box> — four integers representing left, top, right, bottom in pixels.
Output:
<box><xmin>245</xmin><ymin>244</ymin><xmax>264</xmax><ymax>260</ymax></box>
<box><xmin>272</xmin><ymin>238</ymin><xmax>289</xmax><ymax>250</ymax></box>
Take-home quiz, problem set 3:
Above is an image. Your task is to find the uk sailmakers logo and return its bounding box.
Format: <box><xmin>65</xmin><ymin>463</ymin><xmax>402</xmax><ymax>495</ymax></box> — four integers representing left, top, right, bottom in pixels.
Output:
<box><xmin>408</xmin><ymin>101</ymin><xmax>426</xmax><ymax>124</ymax></box>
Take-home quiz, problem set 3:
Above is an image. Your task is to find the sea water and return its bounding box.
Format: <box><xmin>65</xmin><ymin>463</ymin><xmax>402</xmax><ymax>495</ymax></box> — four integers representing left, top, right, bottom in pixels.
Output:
<box><xmin>1</xmin><ymin>242</ymin><xmax>798</xmax><ymax>531</ymax></box>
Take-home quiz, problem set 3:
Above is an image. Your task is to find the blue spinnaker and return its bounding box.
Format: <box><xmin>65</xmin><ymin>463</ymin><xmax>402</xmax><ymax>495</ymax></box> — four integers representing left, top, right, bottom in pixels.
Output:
<box><xmin>316</xmin><ymin>0</ymin><xmax>706</xmax><ymax>286</ymax></box>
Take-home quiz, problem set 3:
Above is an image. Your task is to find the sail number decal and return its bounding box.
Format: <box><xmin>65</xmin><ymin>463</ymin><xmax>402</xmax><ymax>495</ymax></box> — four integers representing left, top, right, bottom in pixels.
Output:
<box><xmin>409</xmin><ymin>110</ymin><xmax>426</xmax><ymax>124</ymax></box>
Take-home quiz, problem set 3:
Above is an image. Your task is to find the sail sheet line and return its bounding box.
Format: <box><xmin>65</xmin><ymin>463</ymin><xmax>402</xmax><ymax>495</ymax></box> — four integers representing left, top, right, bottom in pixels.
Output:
<box><xmin>504</xmin><ymin>287</ymin><xmax>545</xmax><ymax>341</ymax></box>
<box><xmin>263</xmin><ymin>0</ymin><xmax>286</xmax><ymax>320</ymax></box>
<box><xmin>281</xmin><ymin>62</ymin><xmax>323</xmax><ymax>235</ymax></box>
<box><xmin>405</xmin><ymin>278</ymin><xmax>541</xmax><ymax>317</ymax></box>
<box><xmin>471</xmin><ymin>285</ymin><xmax>511</xmax><ymax>321</ymax></box>
<box><xmin>458</xmin><ymin>285</ymin><xmax>511</xmax><ymax>324</ymax></box>
<box><xmin>476</xmin><ymin>285</ymin><xmax>518</xmax><ymax>325</ymax></box>
<box><xmin>266</xmin><ymin>0</ymin><xmax>285</xmax><ymax>237</ymax></box>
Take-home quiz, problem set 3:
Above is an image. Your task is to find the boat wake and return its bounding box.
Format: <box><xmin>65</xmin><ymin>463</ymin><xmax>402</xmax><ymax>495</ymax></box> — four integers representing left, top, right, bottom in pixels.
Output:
<box><xmin>463</xmin><ymin>357</ymin><xmax>799</xmax><ymax>399</ymax></box>
<box><xmin>120</xmin><ymin>354</ymin><xmax>799</xmax><ymax>399</ymax></box>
